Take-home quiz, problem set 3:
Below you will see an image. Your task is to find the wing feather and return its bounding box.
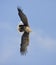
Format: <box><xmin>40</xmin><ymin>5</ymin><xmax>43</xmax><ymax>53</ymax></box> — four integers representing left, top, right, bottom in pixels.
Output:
<box><xmin>20</xmin><ymin>32</ymin><xmax>29</xmax><ymax>55</ymax></box>
<box><xmin>17</xmin><ymin>7</ymin><xmax>29</xmax><ymax>26</ymax></box>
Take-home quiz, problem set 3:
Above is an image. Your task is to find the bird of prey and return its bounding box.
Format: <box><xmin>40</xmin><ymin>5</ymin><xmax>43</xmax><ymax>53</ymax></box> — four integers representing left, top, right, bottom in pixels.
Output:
<box><xmin>17</xmin><ymin>7</ymin><xmax>31</xmax><ymax>55</ymax></box>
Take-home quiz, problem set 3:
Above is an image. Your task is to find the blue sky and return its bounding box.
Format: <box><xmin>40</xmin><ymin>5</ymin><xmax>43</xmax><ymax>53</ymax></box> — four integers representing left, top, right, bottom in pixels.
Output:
<box><xmin>0</xmin><ymin>0</ymin><xmax>56</xmax><ymax>65</ymax></box>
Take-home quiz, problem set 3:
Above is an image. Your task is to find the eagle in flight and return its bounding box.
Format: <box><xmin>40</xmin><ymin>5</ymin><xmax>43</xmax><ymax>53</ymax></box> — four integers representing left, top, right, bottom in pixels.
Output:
<box><xmin>17</xmin><ymin>7</ymin><xmax>31</xmax><ymax>55</ymax></box>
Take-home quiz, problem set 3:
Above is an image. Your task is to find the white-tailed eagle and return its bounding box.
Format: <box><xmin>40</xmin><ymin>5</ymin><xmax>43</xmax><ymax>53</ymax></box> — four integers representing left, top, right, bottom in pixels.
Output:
<box><xmin>17</xmin><ymin>7</ymin><xmax>31</xmax><ymax>55</ymax></box>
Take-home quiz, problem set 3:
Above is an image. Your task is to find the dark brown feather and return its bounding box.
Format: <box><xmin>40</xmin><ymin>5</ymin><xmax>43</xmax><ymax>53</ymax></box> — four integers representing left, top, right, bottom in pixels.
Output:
<box><xmin>20</xmin><ymin>32</ymin><xmax>29</xmax><ymax>55</ymax></box>
<box><xmin>17</xmin><ymin>7</ymin><xmax>29</xmax><ymax>26</ymax></box>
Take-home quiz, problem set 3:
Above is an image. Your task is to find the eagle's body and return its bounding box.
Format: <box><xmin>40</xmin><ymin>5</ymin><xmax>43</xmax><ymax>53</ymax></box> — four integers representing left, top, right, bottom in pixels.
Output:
<box><xmin>17</xmin><ymin>7</ymin><xmax>31</xmax><ymax>55</ymax></box>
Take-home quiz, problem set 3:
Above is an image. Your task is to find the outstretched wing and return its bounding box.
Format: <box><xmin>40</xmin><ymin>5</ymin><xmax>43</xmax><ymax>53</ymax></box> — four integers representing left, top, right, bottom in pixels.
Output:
<box><xmin>17</xmin><ymin>7</ymin><xmax>29</xmax><ymax>26</ymax></box>
<box><xmin>20</xmin><ymin>32</ymin><xmax>29</xmax><ymax>55</ymax></box>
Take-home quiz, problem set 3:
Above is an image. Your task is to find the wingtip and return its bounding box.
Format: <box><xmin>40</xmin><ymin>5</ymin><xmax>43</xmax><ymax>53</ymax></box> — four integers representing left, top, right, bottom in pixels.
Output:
<box><xmin>17</xmin><ymin>6</ymin><xmax>23</xmax><ymax>12</ymax></box>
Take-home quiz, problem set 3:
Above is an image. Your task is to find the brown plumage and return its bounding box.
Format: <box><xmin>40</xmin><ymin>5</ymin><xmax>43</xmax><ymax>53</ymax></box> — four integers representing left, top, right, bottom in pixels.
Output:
<box><xmin>17</xmin><ymin>7</ymin><xmax>29</xmax><ymax>26</ymax></box>
<box><xmin>20</xmin><ymin>32</ymin><xmax>29</xmax><ymax>55</ymax></box>
<box><xmin>17</xmin><ymin>7</ymin><xmax>31</xmax><ymax>55</ymax></box>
